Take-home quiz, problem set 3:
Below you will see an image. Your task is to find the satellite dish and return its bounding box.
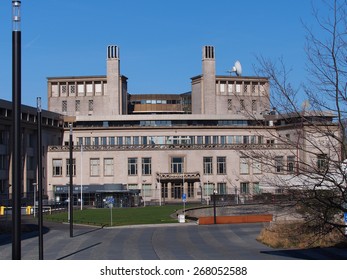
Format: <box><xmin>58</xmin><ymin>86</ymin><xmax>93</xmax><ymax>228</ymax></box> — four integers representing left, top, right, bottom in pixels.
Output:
<box><xmin>231</xmin><ymin>60</ymin><xmax>242</xmax><ymax>76</ymax></box>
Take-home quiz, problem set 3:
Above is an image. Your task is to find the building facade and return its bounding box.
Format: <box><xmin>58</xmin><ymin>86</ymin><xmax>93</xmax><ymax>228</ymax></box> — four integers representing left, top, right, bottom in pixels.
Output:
<box><xmin>44</xmin><ymin>45</ymin><xmax>339</xmax><ymax>207</ymax></box>
<box><xmin>0</xmin><ymin>99</ymin><xmax>63</xmax><ymax>206</ymax></box>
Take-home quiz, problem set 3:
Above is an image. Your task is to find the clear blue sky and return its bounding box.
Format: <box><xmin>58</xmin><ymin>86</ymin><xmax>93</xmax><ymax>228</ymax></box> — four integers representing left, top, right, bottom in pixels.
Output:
<box><xmin>0</xmin><ymin>0</ymin><xmax>329</xmax><ymax>109</ymax></box>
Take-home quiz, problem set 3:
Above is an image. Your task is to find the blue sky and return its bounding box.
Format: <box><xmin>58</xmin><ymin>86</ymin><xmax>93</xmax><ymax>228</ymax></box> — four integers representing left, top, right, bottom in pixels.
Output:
<box><xmin>0</xmin><ymin>0</ymin><xmax>328</xmax><ymax>108</ymax></box>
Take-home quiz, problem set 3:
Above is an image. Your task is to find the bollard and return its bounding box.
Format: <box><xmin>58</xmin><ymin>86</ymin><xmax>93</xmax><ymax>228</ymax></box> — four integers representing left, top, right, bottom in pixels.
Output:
<box><xmin>0</xmin><ymin>206</ymin><xmax>4</xmax><ymax>215</ymax></box>
<box><xmin>26</xmin><ymin>206</ymin><xmax>32</xmax><ymax>215</ymax></box>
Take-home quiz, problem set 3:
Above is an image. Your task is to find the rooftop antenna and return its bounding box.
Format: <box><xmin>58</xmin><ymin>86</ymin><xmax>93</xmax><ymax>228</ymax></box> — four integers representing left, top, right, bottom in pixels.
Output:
<box><xmin>227</xmin><ymin>60</ymin><xmax>242</xmax><ymax>76</ymax></box>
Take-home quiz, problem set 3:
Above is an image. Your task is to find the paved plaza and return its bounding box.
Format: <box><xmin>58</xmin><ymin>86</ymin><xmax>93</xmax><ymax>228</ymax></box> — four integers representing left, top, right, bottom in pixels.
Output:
<box><xmin>0</xmin><ymin>219</ymin><xmax>346</xmax><ymax>260</ymax></box>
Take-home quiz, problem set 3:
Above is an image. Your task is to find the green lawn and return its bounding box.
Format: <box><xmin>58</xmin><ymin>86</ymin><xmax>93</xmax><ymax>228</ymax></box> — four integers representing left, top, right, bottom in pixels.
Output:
<box><xmin>45</xmin><ymin>204</ymin><xmax>188</xmax><ymax>227</ymax></box>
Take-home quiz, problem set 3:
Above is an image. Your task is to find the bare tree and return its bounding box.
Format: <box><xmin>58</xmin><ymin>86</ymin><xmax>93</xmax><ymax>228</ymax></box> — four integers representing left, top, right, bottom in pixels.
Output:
<box><xmin>246</xmin><ymin>0</ymin><xmax>347</xmax><ymax>239</ymax></box>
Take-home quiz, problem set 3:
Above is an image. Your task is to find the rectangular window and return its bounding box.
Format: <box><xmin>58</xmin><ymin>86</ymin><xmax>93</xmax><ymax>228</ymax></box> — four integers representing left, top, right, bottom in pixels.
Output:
<box><xmin>75</xmin><ymin>100</ymin><xmax>80</xmax><ymax>112</ymax></box>
<box><xmin>86</xmin><ymin>83</ymin><xmax>93</xmax><ymax>96</ymax></box>
<box><xmin>197</xmin><ymin>136</ymin><xmax>203</xmax><ymax>144</ymax></box>
<box><xmin>275</xmin><ymin>156</ymin><xmax>284</xmax><ymax>173</ymax></box>
<box><xmin>101</xmin><ymin>137</ymin><xmax>107</xmax><ymax>145</ymax></box>
<box><xmin>287</xmin><ymin>156</ymin><xmax>295</xmax><ymax>173</ymax></box>
<box><xmin>69</xmin><ymin>83</ymin><xmax>76</xmax><ymax>96</ymax></box>
<box><xmin>227</xmin><ymin>99</ymin><xmax>232</xmax><ymax>111</ymax></box>
<box><xmin>92</xmin><ymin>137</ymin><xmax>99</xmax><ymax>146</ymax></box>
<box><xmin>253</xmin><ymin>182</ymin><xmax>261</xmax><ymax>194</ymax></box>
<box><xmin>133</xmin><ymin>136</ymin><xmax>140</xmax><ymax>145</ymax></box>
<box><xmin>77</xmin><ymin>83</ymin><xmax>85</xmax><ymax>96</ymax></box>
<box><xmin>203</xmin><ymin>183</ymin><xmax>214</xmax><ymax>196</ymax></box>
<box><xmin>203</xmin><ymin>157</ymin><xmax>213</xmax><ymax>175</ymax></box>
<box><xmin>317</xmin><ymin>154</ymin><xmax>327</xmax><ymax>171</ymax></box>
<box><xmin>217</xmin><ymin>182</ymin><xmax>227</xmax><ymax>194</ymax></box>
<box><xmin>90</xmin><ymin>158</ymin><xmax>100</xmax><ymax>176</ymax></box>
<box><xmin>187</xmin><ymin>182</ymin><xmax>194</xmax><ymax>198</ymax></box>
<box><xmin>240</xmin><ymin>99</ymin><xmax>245</xmax><ymax>111</ymax></box>
<box><xmin>251</xmin><ymin>100</ymin><xmax>257</xmax><ymax>112</ymax></box>
<box><xmin>52</xmin><ymin>159</ymin><xmax>63</xmax><ymax>176</ymax></box>
<box><xmin>171</xmin><ymin>157</ymin><xmax>184</xmax><ymax>173</ymax></box>
<box><xmin>66</xmin><ymin>158</ymin><xmax>76</xmax><ymax>177</ymax></box>
<box><xmin>252</xmin><ymin>159</ymin><xmax>262</xmax><ymax>174</ymax></box>
<box><xmin>88</xmin><ymin>100</ymin><xmax>94</xmax><ymax>111</ymax></box>
<box><xmin>60</xmin><ymin>84</ymin><xmax>67</xmax><ymax>96</ymax></box>
<box><xmin>85</xmin><ymin>137</ymin><xmax>91</xmax><ymax>146</ymax></box>
<box><xmin>62</xmin><ymin>100</ymin><xmax>67</xmax><ymax>112</ymax></box>
<box><xmin>240</xmin><ymin>182</ymin><xmax>249</xmax><ymax>194</ymax></box>
<box><xmin>142</xmin><ymin>157</ymin><xmax>152</xmax><ymax>175</ymax></box>
<box><xmin>104</xmin><ymin>158</ymin><xmax>114</xmax><ymax>176</ymax></box>
<box><xmin>51</xmin><ymin>84</ymin><xmax>59</xmax><ymax>97</ymax></box>
<box><xmin>109</xmin><ymin>137</ymin><xmax>115</xmax><ymax>145</ymax></box>
<box><xmin>240</xmin><ymin>157</ymin><xmax>249</xmax><ymax>174</ymax></box>
<box><xmin>128</xmin><ymin>158</ymin><xmax>138</xmax><ymax>175</ymax></box>
<box><xmin>217</xmin><ymin>157</ymin><xmax>226</xmax><ymax>174</ymax></box>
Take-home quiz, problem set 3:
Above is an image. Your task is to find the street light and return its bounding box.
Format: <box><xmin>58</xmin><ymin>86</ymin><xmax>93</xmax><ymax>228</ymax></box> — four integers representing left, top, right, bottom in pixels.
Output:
<box><xmin>213</xmin><ymin>189</ymin><xmax>217</xmax><ymax>224</ymax></box>
<box><xmin>32</xmin><ymin>183</ymin><xmax>37</xmax><ymax>218</ymax></box>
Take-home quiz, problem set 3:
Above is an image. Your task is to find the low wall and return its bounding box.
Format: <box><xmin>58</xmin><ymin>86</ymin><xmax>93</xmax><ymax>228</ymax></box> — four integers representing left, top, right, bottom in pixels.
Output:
<box><xmin>198</xmin><ymin>214</ymin><xmax>273</xmax><ymax>225</ymax></box>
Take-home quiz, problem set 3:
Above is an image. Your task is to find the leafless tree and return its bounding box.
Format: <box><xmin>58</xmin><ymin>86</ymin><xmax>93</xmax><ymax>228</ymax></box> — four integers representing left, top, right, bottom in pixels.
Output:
<box><xmin>246</xmin><ymin>0</ymin><xmax>347</xmax><ymax>239</ymax></box>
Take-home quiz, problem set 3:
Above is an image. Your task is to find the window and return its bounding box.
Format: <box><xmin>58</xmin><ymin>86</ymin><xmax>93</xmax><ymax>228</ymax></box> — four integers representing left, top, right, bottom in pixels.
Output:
<box><xmin>101</xmin><ymin>137</ymin><xmax>107</xmax><ymax>145</ymax></box>
<box><xmin>88</xmin><ymin>100</ymin><xmax>94</xmax><ymax>111</ymax></box>
<box><xmin>60</xmin><ymin>84</ymin><xmax>67</xmax><ymax>96</ymax></box>
<box><xmin>217</xmin><ymin>157</ymin><xmax>226</xmax><ymax>174</ymax></box>
<box><xmin>128</xmin><ymin>158</ymin><xmax>138</xmax><ymax>175</ymax></box>
<box><xmin>104</xmin><ymin>158</ymin><xmax>114</xmax><ymax>176</ymax></box>
<box><xmin>217</xmin><ymin>182</ymin><xmax>227</xmax><ymax>194</ymax></box>
<box><xmin>227</xmin><ymin>99</ymin><xmax>232</xmax><ymax>111</ymax></box>
<box><xmin>240</xmin><ymin>99</ymin><xmax>245</xmax><ymax>111</ymax></box>
<box><xmin>187</xmin><ymin>182</ymin><xmax>194</xmax><ymax>198</ymax></box>
<box><xmin>75</xmin><ymin>100</ymin><xmax>80</xmax><ymax>112</ymax></box>
<box><xmin>253</xmin><ymin>182</ymin><xmax>261</xmax><ymax>194</ymax></box>
<box><xmin>77</xmin><ymin>83</ymin><xmax>84</xmax><ymax>96</ymax></box>
<box><xmin>275</xmin><ymin>156</ymin><xmax>284</xmax><ymax>173</ymax></box>
<box><xmin>240</xmin><ymin>157</ymin><xmax>249</xmax><ymax>174</ymax></box>
<box><xmin>317</xmin><ymin>154</ymin><xmax>327</xmax><ymax>171</ymax></box>
<box><xmin>62</xmin><ymin>100</ymin><xmax>67</xmax><ymax>112</ymax></box>
<box><xmin>287</xmin><ymin>156</ymin><xmax>295</xmax><ymax>173</ymax></box>
<box><xmin>142</xmin><ymin>184</ymin><xmax>152</xmax><ymax>197</ymax></box>
<box><xmin>251</xmin><ymin>100</ymin><xmax>257</xmax><ymax>111</ymax></box>
<box><xmin>85</xmin><ymin>137</ymin><xmax>91</xmax><ymax>146</ymax></box>
<box><xmin>203</xmin><ymin>182</ymin><xmax>214</xmax><ymax>196</ymax></box>
<box><xmin>142</xmin><ymin>157</ymin><xmax>152</xmax><ymax>175</ymax></box>
<box><xmin>109</xmin><ymin>137</ymin><xmax>115</xmax><ymax>145</ymax></box>
<box><xmin>52</xmin><ymin>159</ymin><xmax>63</xmax><ymax>176</ymax></box>
<box><xmin>203</xmin><ymin>157</ymin><xmax>213</xmax><ymax>174</ymax></box>
<box><xmin>69</xmin><ymin>84</ymin><xmax>76</xmax><ymax>96</ymax></box>
<box><xmin>90</xmin><ymin>158</ymin><xmax>100</xmax><ymax>176</ymax></box>
<box><xmin>171</xmin><ymin>157</ymin><xmax>184</xmax><ymax>173</ymax></box>
<box><xmin>240</xmin><ymin>182</ymin><xmax>249</xmax><ymax>194</ymax></box>
<box><xmin>66</xmin><ymin>158</ymin><xmax>76</xmax><ymax>177</ymax></box>
<box><xmin>252</xmin><ymin>159</ymin><xmax>262</xmax><ymax>174</ymax></box>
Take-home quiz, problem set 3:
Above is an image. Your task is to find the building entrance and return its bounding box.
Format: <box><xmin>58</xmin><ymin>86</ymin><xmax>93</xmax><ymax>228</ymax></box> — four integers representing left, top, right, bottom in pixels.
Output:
<box><xmin>172</xmin><ymin>183</ymin><xmax>183</xmax><ymax>199</ymax></box>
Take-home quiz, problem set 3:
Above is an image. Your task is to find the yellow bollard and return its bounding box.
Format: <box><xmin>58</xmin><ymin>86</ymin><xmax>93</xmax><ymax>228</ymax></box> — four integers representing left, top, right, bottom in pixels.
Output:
<box><xmin>0</xmin><ymin>206</ymin><xmax>4</xmax><ymax>215</ymax></box>
<box><xmin>26</xmin><ymin>206</ymin><xmax>32</xmax><ymax>215</ymax></box>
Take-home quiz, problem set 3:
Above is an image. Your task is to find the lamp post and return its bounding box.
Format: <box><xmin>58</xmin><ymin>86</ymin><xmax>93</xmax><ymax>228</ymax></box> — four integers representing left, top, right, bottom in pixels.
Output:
<box><xmin>37</xmin><ymin>97</ymin><xmax>43</xmax><ymax>259</ymax></box>
<box><xmin>32</xmin><ymin>183</ymin><xmax>37</xmax><ymax>218</ymax></box>
<box><xmin>69</xmin><ymin>124</ymin><xmax>73</xmax><ymax>238</ymax></box>
<box><xmin>213</xmin><ymin>189</ymin><xmax>217</xmax><ymax>224</ymax></box>
<box><xmin>12</xmin><ymin>0</ymin><xmax>22</xmax><ymax>260</ymax></box>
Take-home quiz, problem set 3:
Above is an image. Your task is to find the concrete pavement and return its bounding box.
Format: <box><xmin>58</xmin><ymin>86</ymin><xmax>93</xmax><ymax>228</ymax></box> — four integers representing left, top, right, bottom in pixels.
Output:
<box><xmin>0</xmin><ymin>218</ymin><xmax>347</xmax><ymax>260</ymax></box>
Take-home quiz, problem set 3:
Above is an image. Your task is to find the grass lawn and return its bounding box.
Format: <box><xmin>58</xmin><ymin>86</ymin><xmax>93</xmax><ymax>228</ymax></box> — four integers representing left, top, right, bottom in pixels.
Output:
<box><xmin>44</xmin><ymin>204</ymin><xmax>188</xmax><ymax>227</ymax></box>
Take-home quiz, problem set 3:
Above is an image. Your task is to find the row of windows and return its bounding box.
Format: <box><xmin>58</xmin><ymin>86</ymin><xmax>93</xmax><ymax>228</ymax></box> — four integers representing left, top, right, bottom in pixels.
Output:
<box><xmin>227</xmin><ymin>99</ymin><xmax>258</xmax><ymax>112</ymax></box>
<box><xmin>75</xmin><ymin>134</ymin><xmax>266</xmax><ymax>146</ymax></box>
<box><xmin>131</xmin><ymin>99</ymin><xmax>182</xmax><ymax>105</ymax></box>
<box><xmin>52</xmin><ymin>156</ymin><xmax>262</xmax><ymax>178</ymax></box>
<box><xmin>218</xmin><ymin>82</ymin><xmax>267</xmax><ymax>96</ymax></box>
<box><xmin>62</xmin><ymin>100</ymin><xmax>94</xmax><ymax>113</ymax></box>
<box><xmin>51</xmin><ymin>82</ymin><xmax>106</xmax><ymax>98</ymax></box>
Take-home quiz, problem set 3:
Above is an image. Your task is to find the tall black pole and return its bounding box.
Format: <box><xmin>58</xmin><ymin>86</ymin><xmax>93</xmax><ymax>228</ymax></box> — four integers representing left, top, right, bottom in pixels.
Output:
<box><xmin>37</xmin><ymin>97</ymin><xmax>43</xmax><ymax>259</ymax></box>
<box><xmin>213</xmin><ymin>191</ymin><xmax>217</xmax><ymax>224</ymax></box>
<box><xmin>12</xmin><ymin>0</ymin><xmax>21</xmax><ymax>260</ymax></box>
<box><xmin>69</xmin><ymin>124</ymin><xmax>73</xmax><ymax>237</ymax></box>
